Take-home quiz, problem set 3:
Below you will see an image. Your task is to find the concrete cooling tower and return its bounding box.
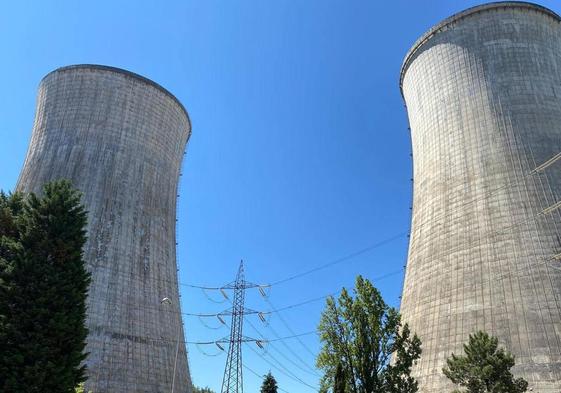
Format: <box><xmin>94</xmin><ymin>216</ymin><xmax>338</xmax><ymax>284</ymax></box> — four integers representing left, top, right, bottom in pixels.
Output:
<box><xmin>17</xmin><ymin>65</ymin><xmax>192</xmax><ymax>392</ymax></box>
<box><xmin>400</xmin><ymin>2</ymin><xmax>561</xmax><ymax>392</ymax></box>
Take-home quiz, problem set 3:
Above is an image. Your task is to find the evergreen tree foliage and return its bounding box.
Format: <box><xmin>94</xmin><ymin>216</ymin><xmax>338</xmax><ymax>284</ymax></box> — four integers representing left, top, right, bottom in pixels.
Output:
<box><xmin>334</xmin><ymin>362</ymin><xmax>346</xmax><ymax>393</ymax></box>
<box><xmin>443</xmin><ymin>331</ymin><xmax>528</xmax><ymax>393</ymax></box>
<box><xmin>260</xmin><ymin>371</ymin><xmax>278</xmax><ymax>393</ymax></box>
<box><xmin>317</xmin><ymin>275</ymin><xmax>422</xmax><ymax>393</ymax></box>
<box><xmin>0</xmin><ymin>180</ymin><xmax>91</xmax><ymax>393</ymax></box>
<box><xmin>0</xmin><ymin>191</ymin><xmax>25</xmax><ymax>373</ymax></box>
<box><xmin>192</xmin><ymin>386</ymin><xmax>215</xmax><ymax>393</ymax></box>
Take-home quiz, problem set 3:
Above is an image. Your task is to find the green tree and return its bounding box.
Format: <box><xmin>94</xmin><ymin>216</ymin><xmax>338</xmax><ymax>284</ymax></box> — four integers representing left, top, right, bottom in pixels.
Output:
<box><xmin>334</xmin><ymin>362</ymin><xmax>346</xmax><ymax>393</ymax></box>
<box><xmin>443</xmin><ymin>331</ymin><xmax>528</xmax><ymax>393</ymax></box>
<box><xmin>317</xmin><ymin>275</ymin><xmax>421</xmax><ymax>393</ymax></box>
<box><xmin>0</xmin><ymin>191</ymin><xmax>24</xmax><ymax>374</ymax></box>
<box><xmin>260</xmin><ymin>371</ymin><xmax>278</xmax><ymax>393</ymax></box>
<box><xmin>0</xmin><ymin>181</ymin><xmax>91</xmax><ymax>393</ymax></box>
<box><xmin>192</xmin><ymin>386</ymin><xmax>215</xmax><ymax>393</ymax></box>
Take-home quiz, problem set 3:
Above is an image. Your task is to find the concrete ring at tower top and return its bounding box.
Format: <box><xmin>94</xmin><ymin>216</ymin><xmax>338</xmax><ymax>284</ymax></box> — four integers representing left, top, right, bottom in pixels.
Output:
<box><xmin>42</xmin><ymin>64</ymin><xmax>191</xmax><ymax>130</ymax></box>
<box><xmin>399</xmin><ymin>1</ymin><xmax>561</xmax><ymax>97</ymax></box>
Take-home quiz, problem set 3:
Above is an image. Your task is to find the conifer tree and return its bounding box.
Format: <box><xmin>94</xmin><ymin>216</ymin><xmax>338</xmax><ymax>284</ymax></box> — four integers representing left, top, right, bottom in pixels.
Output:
<box><xmin>0</xmin><ymin>191</ymin><xmax>24</xmax><ymax>373</ymax></box>
<box><xmin>260</xmin><ymin>371</ymin><xmax>278</xmax><ymax>393</ymax></box>
<box><xmin>443</xmin><ymin>331</ymin><xmax>528</xmax><ymax>393</ymax></box>
<box><xmin>0</xmin><ymin>181</ymin><xmax>91</xmax><ymax>393</ymax></box>
<box><xmin>193</xmin><ymin>386</ymin><xmax>215</xmax><ymax>393</ymax></box>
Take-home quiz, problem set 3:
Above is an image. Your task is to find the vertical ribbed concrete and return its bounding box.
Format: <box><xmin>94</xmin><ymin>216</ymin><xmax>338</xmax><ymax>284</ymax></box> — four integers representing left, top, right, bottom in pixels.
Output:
<box><xmin>17</xmin><ymin>65</ymin><xmax>192</xmax><ymax>393</ymax></box>
<box><xmin>400</xmin><ymin>3</ymin><xmax>561</xmax><ymax>392</ymax></box>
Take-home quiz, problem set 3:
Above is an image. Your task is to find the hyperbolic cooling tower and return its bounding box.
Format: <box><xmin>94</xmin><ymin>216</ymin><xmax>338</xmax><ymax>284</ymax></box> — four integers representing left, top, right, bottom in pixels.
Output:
<box><xmin>400</xmin><ymin>2</ymin><xmax>561</xmax><ymax>392</ymax></box>
<box><xmin>17</xmin><ymin>65</ymin><xmax>192</xmax><ymax>393</ymax></box>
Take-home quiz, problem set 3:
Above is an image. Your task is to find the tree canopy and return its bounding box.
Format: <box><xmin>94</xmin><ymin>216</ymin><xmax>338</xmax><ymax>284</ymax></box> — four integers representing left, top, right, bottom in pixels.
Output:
<box><xmin>192</xmin><ymin>386</ymin><xmax>215</xmax><ymax>393</ymax></box>
<box><xmin>0</xmin><ymin>181</ymin><xmax>91</xmax><ymax>393</ymax></box>
<box><xmin>317</xmin><ymin>275</ymin><xmax>421</xmax><ymax>393</ymax></box>
<box><xmin>260</xmin><ymin>371</ymin><xmax>278</xmax><ymax>393</ymax></box>
<box><xmin>443</xmin><ymin>331</ymin><xmax>528</xmax><ymax>393</ymax></box>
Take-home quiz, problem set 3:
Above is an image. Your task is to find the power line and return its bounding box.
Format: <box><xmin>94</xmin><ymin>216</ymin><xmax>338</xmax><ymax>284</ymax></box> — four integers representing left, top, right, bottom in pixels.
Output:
<box><xmin>85</xmin><ymin>150</ymin><xmax>561</xmax><ymax>301</ymax></box>
<box><xmin>401</xmin><ymin>150</ymin><xmax>561</xmax><ymax>305</ymax></box>
<box><xmin>262</xmin><ymin>321</ymin><xmax>320</xmax><ymax>377</ymax></box>
<box><xmin>217</xmin><ymin>261</ymin><xmax>321</xmax><ymax>392</ymax></box>
<box><xmin>220</xmin><ymin>261</ymin><xmax>267</xmax><ymax>393</ymax></box>
<box><xmin>243</xmin><ymin>363</ymin><xmax>291</xmax><ymax>393</ymax></box>
<box><xmin>244</xmin><ymin>341</ymin><xmax>318</xmax><ymax>391</ymax></box>
<box><xmin>243</xmin><ymin>315</ymin><xmax>319</xmax><ymax>390</ymax></box>
<box><xmin>212</xmin><ymin>181</ymin><xmax>518</xmax><ymax>292</ymax></box>
<box><xmin>82</xmin><ymin>268</ymin><xmax>405</xmax><ymax>321</ymax></box>
<box><xmin>257</xmin><ymin>270</ymin><xmax>409</xmax><ymax>379</ymax></box>
<box><xmin>267</xmin><ymin>330</ymin><xmax>317</xmax><ymax>342</ymax></box>
<box><xmin>194</xmin><ymin>308</ymin><xmax>320</xmax><ymax>391</ymax></box>
<box><xmin>193</xmin><ymin>319</ymin><xmax>320</xmax><ymax>391</ymax></box>
<box><xmin>200</xmin><ymin>290</ymin><xmax>318</xmax><ymax>390</ymax></box>
<box><xmin>404</xmin><ymin>196</ymin><xmax>561</xmax><ymax>289</ymax></box>
<box><xmin>184</xmin><ymin>147</ymin><xmax>561</xmax><ymax>391</ymax></box>
<box><xmin>176</xmin><ymin>160</ymin><xmax>541</xmax><ymax>290</ymax></box>
<box><xmin>84</xmin><ymin>324</ymin><xmax>314</xmax><ymax>346</ymax></box>
<box><xmin>269</xmin><ymin>232</ymin><xmax>408</xmax><ymax>286</ymax></box>
<box><xmin>176</xmin><ymin>231</ymin><xmax>408</xmax><ymax>290</ymax></box>
<box><xmin>259</xmin><ymin>330</ymin><xmax>320</xmax><ymax>378</ymax></box>
<box><xmin>265</xmin><ymin>296</ymin><xmax>318</xmax><ymax>361</ymax></box>
<box><xmin>86</xmin><ymin>231</ymin><xmax>406</xmax><ymax>293</ymax></box>
<box><xmin>183</xmin><ymin>151</ymin><xmax>559</xmax><ymax>290</ymax></box>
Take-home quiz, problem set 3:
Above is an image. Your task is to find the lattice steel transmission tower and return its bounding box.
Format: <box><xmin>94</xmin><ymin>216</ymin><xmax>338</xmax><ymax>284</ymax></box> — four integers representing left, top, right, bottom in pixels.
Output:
<box><xmin>221</xmin><ymin>262</ymin><xmax>245</xmax><ymax>393</ymax></box>
<box><xmin>220</xmin><ymin>261</ymin><xmax>266</xmax><ymax>393</ymax></box>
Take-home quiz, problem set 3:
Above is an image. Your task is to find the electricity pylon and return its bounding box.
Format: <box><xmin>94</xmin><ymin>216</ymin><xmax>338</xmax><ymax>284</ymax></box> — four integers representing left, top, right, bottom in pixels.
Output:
<box><xmin>220</xmin><ymin>261</ymin><xmax>265</xmax><ymax>393</ymax></box>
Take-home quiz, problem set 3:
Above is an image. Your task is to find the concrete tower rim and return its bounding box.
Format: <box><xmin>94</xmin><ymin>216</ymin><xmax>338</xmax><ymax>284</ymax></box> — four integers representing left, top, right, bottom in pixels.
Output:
<box><xmin>399</xmin><ymin>1</ymin><xmax>561</xmax><ymax>97</ymax></box>
<box><xmin>41</xmin><ymin>64</ymin><xmax>191</xmax><ymax>130</ymax></box>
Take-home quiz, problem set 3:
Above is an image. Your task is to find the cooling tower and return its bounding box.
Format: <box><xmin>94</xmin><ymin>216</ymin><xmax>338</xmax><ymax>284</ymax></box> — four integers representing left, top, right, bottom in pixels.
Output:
<box><xmin>400</xmin><ymin>2</ymin><xmax>561</xmax><ymax>392</ymax></box>
<box><xmin>17</xmin><ymin>65</ymin><xmax>192</xmax><ymax>393</ymax></box>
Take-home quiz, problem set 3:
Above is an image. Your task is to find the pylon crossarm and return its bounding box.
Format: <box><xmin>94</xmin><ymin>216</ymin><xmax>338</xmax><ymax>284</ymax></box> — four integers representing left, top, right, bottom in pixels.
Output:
<box><xmin>216</xmin><ymin>337</ymin><xmax>263</xmax><ymax>345</ymax></box>
<box><xmin>222</xmin><ymin>281</ymin><xmax>266</xmax><ymax>290</ymax></box>
<box><xmin>219</xmin><ymin>308</ymin><xmax>263</xmax><ymax>317</ymax></box>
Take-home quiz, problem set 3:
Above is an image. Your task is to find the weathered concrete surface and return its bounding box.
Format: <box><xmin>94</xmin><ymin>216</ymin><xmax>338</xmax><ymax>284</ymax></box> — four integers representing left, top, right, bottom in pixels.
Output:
<box><xmin>17</xmin><ymin>65</ymin><xmax>192</xmax><ymax>393</ymax></box>
<box><xmin>400</xmin><ymin>3</ymin><xmax>561</xmax><ymax>392</ymax></box>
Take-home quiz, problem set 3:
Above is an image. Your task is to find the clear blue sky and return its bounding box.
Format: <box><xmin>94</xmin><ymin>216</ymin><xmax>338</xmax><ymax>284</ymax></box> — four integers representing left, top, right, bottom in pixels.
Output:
<box><xmin>1</xmin><ymin>1</ymin><xmax>559</xmax><ymax>392</ymax></box>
